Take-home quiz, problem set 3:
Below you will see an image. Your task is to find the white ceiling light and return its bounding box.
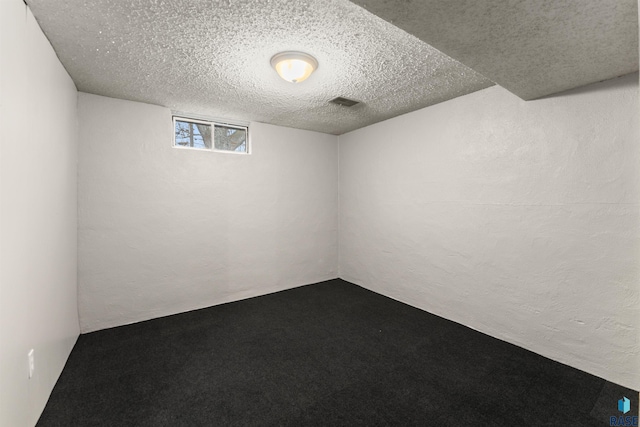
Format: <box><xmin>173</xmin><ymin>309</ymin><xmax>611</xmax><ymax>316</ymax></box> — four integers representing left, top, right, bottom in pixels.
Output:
<box><xmin>271</xmin><ymin>51</ymin><xmax>318</xmax><ymax>83</ymax></box>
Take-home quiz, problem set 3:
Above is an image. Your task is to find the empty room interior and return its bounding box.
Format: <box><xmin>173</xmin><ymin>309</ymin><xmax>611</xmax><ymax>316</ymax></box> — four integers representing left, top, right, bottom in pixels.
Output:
<box><xmin>2</xmin><ymin>0</ymin><xmax>640</xmax><ymax>425</ymax></box>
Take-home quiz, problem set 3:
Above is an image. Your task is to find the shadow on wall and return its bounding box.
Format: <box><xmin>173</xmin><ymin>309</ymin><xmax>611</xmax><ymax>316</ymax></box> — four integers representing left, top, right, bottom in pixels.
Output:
<box><xmin>536</xmin><ymin>72</ymin><xmax>639</xmax><ymax>100</ymax></box>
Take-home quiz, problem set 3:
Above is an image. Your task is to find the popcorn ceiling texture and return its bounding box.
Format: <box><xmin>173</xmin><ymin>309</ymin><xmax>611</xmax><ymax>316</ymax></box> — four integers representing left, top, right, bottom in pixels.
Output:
<box><xmin>352</xmin><ymin>0</ymin><xmax>639</xmax><ymax>100</ymax></box>
<box><xmin>26</xmin><ymin>0</ymin><xmax>493</xmax><ymax>135</ymax></box>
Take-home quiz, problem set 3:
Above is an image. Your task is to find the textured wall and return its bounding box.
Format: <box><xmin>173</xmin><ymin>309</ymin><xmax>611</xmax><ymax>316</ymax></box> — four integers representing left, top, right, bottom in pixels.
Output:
<box><xmin>78</xmin><ymin>93</ymin><xmax>339</xmax><ymax>332</ymax></box>
<box><xmin>339</xmin><ymin>73</ymin><xmax>640</xmax><ymax>390</ymax></box>
<box><xmin>0</xmin><ymin>2</ymin><xmax>80</xmax><ymax>426</ymax></box>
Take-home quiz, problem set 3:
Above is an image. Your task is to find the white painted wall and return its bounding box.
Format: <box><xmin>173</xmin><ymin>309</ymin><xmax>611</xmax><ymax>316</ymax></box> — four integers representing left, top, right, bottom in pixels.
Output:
<box><xmin>0</xmin><ymin>1</ymin><xmax>80</xmax><ymax>426</ymax></box>
<box><xmin>339</xmin><ymin>73</ymin><xmax>640</xmax><ymax>390</ymax></box>
<box><xmin>78</xmin><ymin>93</ymin><xmax>338</xmax><ymax>332</ymax></box>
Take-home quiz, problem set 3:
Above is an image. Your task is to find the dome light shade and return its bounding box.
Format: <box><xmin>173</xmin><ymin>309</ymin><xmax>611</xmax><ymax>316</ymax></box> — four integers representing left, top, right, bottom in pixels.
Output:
<box><xmin>271</xmin><ymin>51</ymin><xmax>318</xmax><ymax>83</ymax></box>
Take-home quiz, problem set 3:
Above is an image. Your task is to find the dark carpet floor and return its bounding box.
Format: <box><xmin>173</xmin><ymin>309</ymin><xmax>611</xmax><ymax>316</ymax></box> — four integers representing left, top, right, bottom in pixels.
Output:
<box><xmin>38</xmin><ymin>279</ymin><xmax>637</xmax><ymax>426</ymax></box>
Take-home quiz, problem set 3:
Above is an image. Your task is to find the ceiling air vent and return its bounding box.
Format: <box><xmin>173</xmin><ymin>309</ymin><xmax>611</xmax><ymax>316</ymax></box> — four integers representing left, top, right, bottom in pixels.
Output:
<box><xmin>330</xmin><ymin>97</ymin><xmax>360</xmax><ymax>107</ymax></box>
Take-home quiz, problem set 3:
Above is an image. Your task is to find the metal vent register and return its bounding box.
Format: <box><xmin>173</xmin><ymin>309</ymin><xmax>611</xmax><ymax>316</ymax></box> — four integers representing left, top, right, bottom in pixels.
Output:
<box><xmin>330</xmin><ymin>97</ymin><xmax>360</xmax><ymax>107</ymax></box>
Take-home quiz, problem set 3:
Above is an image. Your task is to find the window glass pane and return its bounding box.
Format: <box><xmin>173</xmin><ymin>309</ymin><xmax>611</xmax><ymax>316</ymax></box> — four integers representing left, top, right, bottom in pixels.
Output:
<box><xmin>214</xmin><ymin>125</ymin><xmax>247</xmax><ymax>152</ymax></box>
<box><xmin>175</xmin><ymin>120</ymin><xmax>212</xmax><ymax>149</ymax></box>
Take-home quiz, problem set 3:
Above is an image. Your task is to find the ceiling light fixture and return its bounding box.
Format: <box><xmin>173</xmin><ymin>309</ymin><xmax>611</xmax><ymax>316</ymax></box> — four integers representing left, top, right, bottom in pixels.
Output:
<box><xmin>270</xmin><ymin>51</ymin><xmax>318</xmax><ymax>83</ymax></box>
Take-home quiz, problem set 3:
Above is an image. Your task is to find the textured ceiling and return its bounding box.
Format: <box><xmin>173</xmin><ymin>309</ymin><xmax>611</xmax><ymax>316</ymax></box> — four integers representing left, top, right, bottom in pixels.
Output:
<box><xmin>352</xmin><ymin>0</ymin><xmax>639</xmax><ymax>100</ymax></box>
<box><xmin>25</xmin><ymin>0</ymin><xmax>493</xmax><ymax>135</ymax></box>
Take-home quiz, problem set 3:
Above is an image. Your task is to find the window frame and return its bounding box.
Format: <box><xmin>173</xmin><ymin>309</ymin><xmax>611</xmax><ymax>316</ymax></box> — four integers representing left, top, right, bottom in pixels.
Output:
<box><xmin>172</xmin><ymin>115</ymin><xmax>250</xmax><ymax>155</ymax></box>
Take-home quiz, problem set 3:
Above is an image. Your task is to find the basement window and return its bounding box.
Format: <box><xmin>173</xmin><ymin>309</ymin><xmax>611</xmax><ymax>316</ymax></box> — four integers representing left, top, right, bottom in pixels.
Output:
<box><xmin>173</xmin><ymin>116</ymin><xmax>248</xmax><ymax>154</ymax></box>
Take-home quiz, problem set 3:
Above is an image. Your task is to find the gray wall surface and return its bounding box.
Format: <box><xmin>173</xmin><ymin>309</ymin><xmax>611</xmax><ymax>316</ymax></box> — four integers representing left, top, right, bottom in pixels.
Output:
<box><xmin>78</xmin><ymin>93</ymin><xmax>339</xmax><ymax>332</ymax></box>
<box><xmin>2</xmin><ymin>5</ymin><xmax>638</xmax><ymax>425</ymax></box>
<box><xmin>339</xmin><ymin>73</ymin><xmax>640</xmax><ymax>391</ymax></box>
<box><xmin>0</xmin><ymin>2</ymin><xmax>80</xmax><ymax>425</ymax></box>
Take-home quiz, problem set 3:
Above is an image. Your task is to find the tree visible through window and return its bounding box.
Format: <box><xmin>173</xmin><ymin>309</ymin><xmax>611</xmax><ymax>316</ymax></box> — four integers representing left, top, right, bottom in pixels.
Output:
<box><xmin>173</xmin><ymin>117</ymin><xmax>248</xmax><ymax>153</ymax></box>
<box><xmin>175</xmin><ymin>120</ymin><xmax>212</xmax><ymax>149</ymax></box>
<box><xmin>214</xmin><ymin>125</ymin><xmax>246</xmax><ymax>152</ymax></box>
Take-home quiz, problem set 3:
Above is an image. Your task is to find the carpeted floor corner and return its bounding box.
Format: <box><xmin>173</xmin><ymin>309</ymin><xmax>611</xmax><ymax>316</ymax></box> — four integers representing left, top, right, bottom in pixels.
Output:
<box><xmin>37</xmin><ymin>279</ymin><xmax>638</xmax><ymax>426</ymax></box>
